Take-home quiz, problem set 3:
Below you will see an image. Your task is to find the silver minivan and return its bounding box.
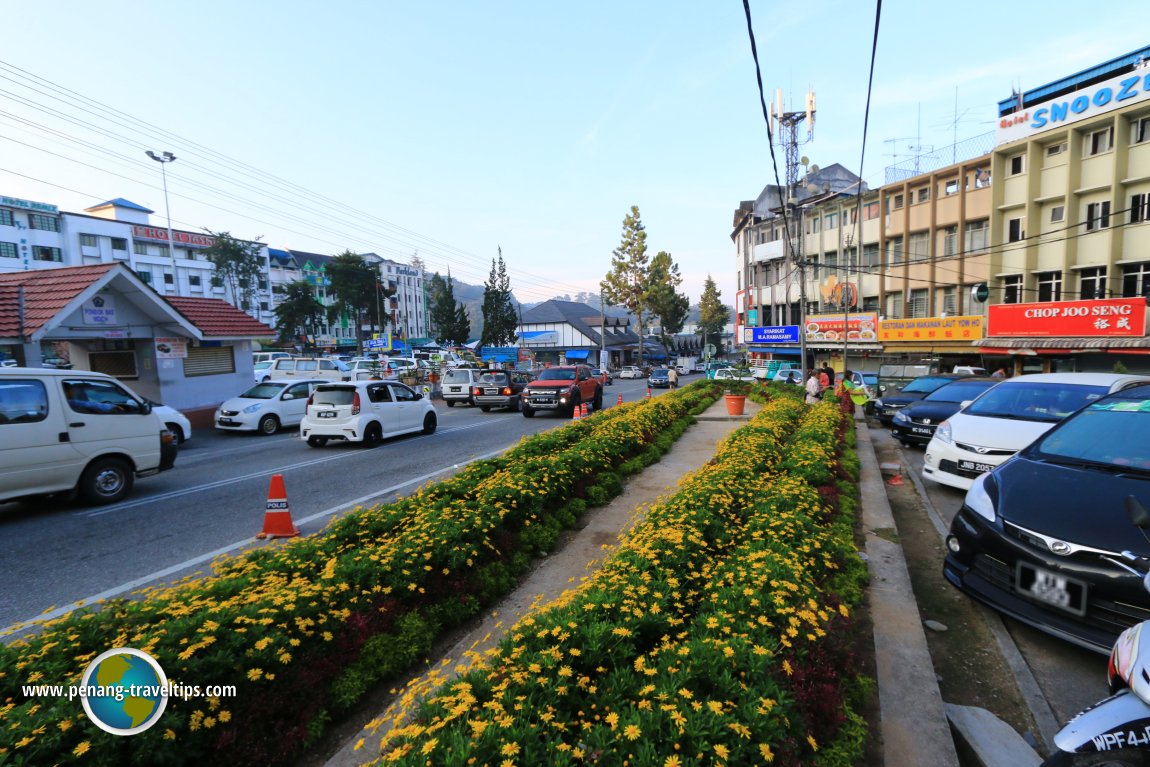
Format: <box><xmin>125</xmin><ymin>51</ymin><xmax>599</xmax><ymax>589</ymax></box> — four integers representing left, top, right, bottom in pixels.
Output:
<box><xmin>441</xmin><ymin>368</ymin><xmax>481</xmax><ymax>406</ymax></box>
<box><xmin>0</xmin><ymin>368</ymin><xmax>177</xmax><ymax>505</ymax></box>
<box><xmin>267</xmin><ymin>357</ymin><xmax>351</xmax><ymax>382</ymax></box>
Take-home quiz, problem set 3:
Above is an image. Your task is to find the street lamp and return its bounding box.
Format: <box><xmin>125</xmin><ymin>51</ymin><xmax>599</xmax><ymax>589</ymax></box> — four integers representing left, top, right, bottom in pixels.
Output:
<box><xmin>145</xmin><ymin>150</ymin><xmax>177</xmax><ymax>267</ymax></box>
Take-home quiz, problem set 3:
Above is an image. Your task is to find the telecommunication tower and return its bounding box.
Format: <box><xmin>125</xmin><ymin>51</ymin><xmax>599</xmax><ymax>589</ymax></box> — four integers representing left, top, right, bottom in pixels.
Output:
<box><xmin>770</xmin><ymin>89</ymin><xmax>816</xmax><ymax>344</ymax></box>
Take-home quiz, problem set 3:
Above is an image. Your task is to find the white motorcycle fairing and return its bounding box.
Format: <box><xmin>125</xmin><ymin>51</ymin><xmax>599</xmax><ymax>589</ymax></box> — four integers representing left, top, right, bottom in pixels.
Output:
<box><xmin>1053</xmin><ymin>689</ymin><xmax>1150</xmax><ymax>753</ymax></box>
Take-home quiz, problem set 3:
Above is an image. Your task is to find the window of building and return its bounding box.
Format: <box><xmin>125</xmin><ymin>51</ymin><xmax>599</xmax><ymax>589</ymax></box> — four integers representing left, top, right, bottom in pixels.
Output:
<box><xmin>973</xmin><ymin>167</ymin><xmax>992</xmax><ymax>188</ymax></box>
<box><xmin>80</xmin><ymin>234</ymin><xmax>98</xmax><ymax>248</ymax></box>
<box><xmin>825</xmin><ymin>212</ymin><xmax>838</xmax><ymax>229</ymax></box>
<box><xmin>0</xmin><ymin>241</ymin><xmax>16</xmax><ymax>259</ymax></box>
<box><xmin>893</xmin><ymin>194</ymin><xmax>904</xmax><ymax>210</ymax></box>
<box><xmin>1037</xmin><ymin>271</ymin><xmax>1062</xmax><ymax>302</ymax></box>
<box><xmin>885</xmin><ymin>291</ymin><xmax>903</xmax><ymax>319</ymax></box>
<box><xmin>1086</xmin><ymin>200</ymin><xmax>1111</xmax><ymax>231</ymax></box>
<box><xmin>888</xmin><ymin>236</ymin><xmax>903</xmax><ymax>266</ymax></box>
<box><xmin>1008</xmin><ymin>217</ymin><xmax>1025</xmax><ymax>243</ymax></box>
<box><xmin>1080</xmin><ymin>267</ymin><xmax>1107</xmax><ymax>299</ymax></box>
<box><xmin>257</xmin><ymin>278</ymin><xmax>268</xmax><ymax>291</ymax></box>
<box><xmin>163</xmin><ymin>273</ymin><xmax>174</xmax><ymax>285</ymax></box>
<box><xmin>862</xmin><ymin>243</ymin><xmax>879</xmax><ymax>269</ymax></box>
<box><xmin>1002</xmin><ymin>275</ymin><xmax>1023</xmax><ymax>304</ymax></box>
<box><xmin>28</xmin><ymin>214</ymin><xmax>59</xmax><ymax>232</ymax></box>
<box><xmin>941</xmin><ymin>225</ymin><xmax>958</xmax><ymax>258</ymax></box>
<box><xmin>939</xmin><ymin>286</ymin><xmax>957</xmax><ymax>315</ymax></box>
<box><xmin>1134</xmin><ymin>116</ymin><xmax>1150</xmax><ymax>145</ymax></box>
<box><xmin>1087</xmin><ymin>125</ymin><xmax>1114</xmax><ymax>156</ymax></box>
<box><xmin>908</xmin><ymin>231</ymin><xmax>929</xmax><ymax>262</ymax></box>
<box><xmin>964</xmin><ymin>219</ymin><xmax>989</xmax><ymax>253</ymax></box>
<box><xmin>211</xmin><ymin>275</ymin><xmax>223</xmax><ymax>288</ymax></box>
<box><xmin>189</xmin><ymin>274</ymin><xmax>201</xmax><ymax>287</ymax></box>
<box><xmin>33</xmin><ymin>246</ymin><xmax>61</xmax><ymax>262</ymax></box>
<box><xmin>1009</xmin><ymin>154</ymin><xmax>1025</xmax><ymax>175</ymax></box>
<box><xmin>1122</xmin><ymin>262</ymin><xmax>1150</xmax><ymax>298</ymax></box>
<box><xmin>110</xmin><ymin>237</ymin><xmax>127</xmax><ymax>251</ymax></box>
<box><xmin>0</xmin><ymin>209</ymin><xmax>13</xmax><ymax>227</ymax></box>
<box><xmin>1046</xmin><ymin>142</ymin><xmax>1067</xmax><ymax>157</ymax></box>
<box><xmin>863</xmin><ymin>201</ymin><xmax>880</xmax><ymax>220</ymax></box>
<box><xmin>1050</xmin><ymin>205</ymin><xmax>1065</xmax><ymax>223</ymax></box>
<box><xmin>908</xmin><ymin>288</ymin><xmax>929</xmax><ymax>318</ymax></box>
<box><xmin>917</xmin><ymin>187</ymin><xmax>930</xmax><ymax>203</ymax></box>
<box><xmin>862</xmin><ymin>295</ymin><xmax>880</xmax><ymax>312</ymax></box>
<box><xmin>137</xmin><ymin>270</ymin><xmax>152</xmax><ymax>284</ymax></box>
<box><xmin>944</xmin><ymin>179</ymin><xmax>959</xmax><ymax>196</ymax></box>
<box><xmin>1130</xmin><ymin>193</ymin><xmax>1150</xmax><ymax>224</ymax></box>
<box><xmin>806</xmin><ymin>215</ymin><xmax>820</xmax><ymax>234</ymax></box>
<box><xmin>260</xmin><ymin>301</ymin><xmax>269</xmax><ymax>311</ymax></box>
<box><xmin>134</xmin><ymin>242</ymin><xmax>148</xmax><ymax>255</ymax></box>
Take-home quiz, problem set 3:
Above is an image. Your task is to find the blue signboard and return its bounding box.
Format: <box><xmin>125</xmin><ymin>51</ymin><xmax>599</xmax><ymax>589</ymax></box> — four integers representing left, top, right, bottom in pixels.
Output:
<box><xmin>746</xmin><ymin>325</ymin><xmax>800</xmax><ymax>344</ymax></box>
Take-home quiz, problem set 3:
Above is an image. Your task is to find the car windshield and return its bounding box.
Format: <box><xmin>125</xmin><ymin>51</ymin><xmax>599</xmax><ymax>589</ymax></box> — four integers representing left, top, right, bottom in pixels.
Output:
<box><xmin>1035</xmin><ymin>398</ymin><xmax>1150</xmax><ymax>470</ymax></box>
<box><xmin>860</xmin><ymin>373</ymin><xmax>878</xmax><ymax>386</ymax></box>
<box><xmin>652</xmin><ymin>369</ymin><xmax>669</xmax><ymax>376</ymax></box>
<box><xmin>965</xmin><ymin>382</ymin><xmax>1107</xmax><ymax>422</ymax></box>
<box><xmin>539</xmin><ymin>369</ymin><xmax>576</xmax><ymax>381</ymax></box>
<box><xmin>443</xmin><ymin>370</ymin><xmax>472</xmax><ymax>383</ymax></box>
<box><xmin>311</xmin><ymin>387</ymin><xmax>356</xmax><ymax>406</ymax></box>
<box><xmin>923</xmin><ymin>380</ymin><xmax>997</xmax><ymax>403</ymax></box>
<box><xmin>239</xmin><ymin>382</ymin><xmax>287</xmax><ymax>399</ymax></box>
<box><xmin>901</xmin><ymin>376</ymin><xmax>955</xmax><ymax>394</ymax></box>
<box><xmin>478</xmin><ymin>373</ymin><xmax>508</xmax><ymax>384</ymax></box>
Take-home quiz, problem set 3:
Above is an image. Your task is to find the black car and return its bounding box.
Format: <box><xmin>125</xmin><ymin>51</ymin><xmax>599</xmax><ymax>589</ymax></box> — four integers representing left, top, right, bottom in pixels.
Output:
<box><xmin>873</xmin><ymin>373</ymin><xmax>971</xmax><ymax>425</ymax></box>
<box><xmin>943</xmin><ymin>383</ymin><xmax>1150</xmax><ymax>654</ymax></box>
<box><xmin>889</xmin><ymin>377</ymin><xmax>999</xmax><ymax>447</ymax></box>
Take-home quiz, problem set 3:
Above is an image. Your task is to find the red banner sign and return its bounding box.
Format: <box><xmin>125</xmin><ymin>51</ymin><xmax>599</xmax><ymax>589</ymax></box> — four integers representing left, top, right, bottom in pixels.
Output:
<box><xmin>132</xmin><ymin>225</ymin><xmax>216</xmax><ymax>247</ymax></box>
<box><xmin>988</xmin><ymin>298</ymin><xmax>1147</xmax><ymax>337</ymax></box>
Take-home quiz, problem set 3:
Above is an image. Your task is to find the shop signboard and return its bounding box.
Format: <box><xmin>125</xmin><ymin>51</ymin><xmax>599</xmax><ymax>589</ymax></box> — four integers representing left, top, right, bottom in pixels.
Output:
<box><xmin>803</xmin><ymin>313</ymin><xmax>879</xmax><ymax>343</ymax></box>
<box><xmin>988</xmin><ymin>298</ymin><xmax>1146</xmax><ymax>337</ymax></box>
<box><xmin>744</xmin><ymin>325</ymin><xmax>800</xmax><ymax>344</ymax></box>
<box><xmin>154</xmin><ymin>337</ymin><xmax>188</xmax><ymax>359</ymax></box>
<box><xmin>879</xmin><ymin>315</ymin><xmax>983</xmax><ymax>342</ymax></box>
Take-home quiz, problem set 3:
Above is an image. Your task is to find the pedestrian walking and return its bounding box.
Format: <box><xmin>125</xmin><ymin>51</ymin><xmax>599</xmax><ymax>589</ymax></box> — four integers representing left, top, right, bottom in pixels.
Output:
<box><xmin>668</xmin><ymin>366</ymin><xmax>679</xmax><ymax>389</ymax></box>
<box><xmin>838</xmin><ymin>369</ymin><xmax>871</xmax><ymax>415</ymax></box>
<box><xmin>817</xmin><ymin>364</ymin><xmax>832</xmax><ymax>399</ymax></box>
<box><xmin>805</xmin><ymin>369</ymin><xmax>821</xmax><ymax>404</ymax></box>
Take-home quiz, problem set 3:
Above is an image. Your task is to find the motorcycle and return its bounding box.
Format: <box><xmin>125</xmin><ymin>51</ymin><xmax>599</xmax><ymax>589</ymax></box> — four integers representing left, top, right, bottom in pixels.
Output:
<box><xmin>1042</xmin><ymin>496</ymin><xmax>1150</xmax><ymax>766</ymax></box>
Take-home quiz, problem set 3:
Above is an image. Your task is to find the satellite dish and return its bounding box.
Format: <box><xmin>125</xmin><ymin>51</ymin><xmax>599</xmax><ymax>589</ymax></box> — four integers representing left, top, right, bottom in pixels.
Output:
<box><xmin>800</xmin><ymin>156</ymin><xmax>810</xmax><ymax>166</ymax></box>
<box><xmin>809</xmin><ymin>164</ymin><xmax>820</xmax><ymax>175</ymax></box>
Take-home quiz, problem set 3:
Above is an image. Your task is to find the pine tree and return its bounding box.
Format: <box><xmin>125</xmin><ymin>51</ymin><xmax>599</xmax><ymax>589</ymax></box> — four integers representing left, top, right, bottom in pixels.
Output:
<box><xmin>696</xmin><ymin>275</ymin><xmax>730</xmax><ymax>360</ymax></box>
<box><xmin>601</xmin><ymin>206</ymin><xmax>652</xmax><ymax>366</ymax></box>
<box><xmin>646</xmin><ymin>251</ymin><xmax>689</xmax><ymax>352</ymax></box>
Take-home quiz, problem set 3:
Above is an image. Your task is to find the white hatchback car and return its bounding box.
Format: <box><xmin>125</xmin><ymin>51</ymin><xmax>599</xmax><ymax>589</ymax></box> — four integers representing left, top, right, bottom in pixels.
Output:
<box><xmin>150</xmin><ymin>403</ymin><xmax>192</xmax><ymax>444</ymax></box>
<box><xmin>300</xmin><ymin>380</ymin><xmax>437</xmax><ymax>448</ymax></box>
<box><xmin>713</xmin><ymin>368</ymin><xmax>757</xmax><ymax>383</ymax></box>
<box><xmin>214</xmin><ymin>380</ymin><xmax>328</xmax><ymax>435</ymax></box>
<box><xmin>922</xmin><ymin>372</ymin><xmax>1150</xmax><ymax>491</ymax></box>
<box><xmin>619</xmin><ymin>366</ymin><xmax>643</xmax><ymax>379</ymax></box>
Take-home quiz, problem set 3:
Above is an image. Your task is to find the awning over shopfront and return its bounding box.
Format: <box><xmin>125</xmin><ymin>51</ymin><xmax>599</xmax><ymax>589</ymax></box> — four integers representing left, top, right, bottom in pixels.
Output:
<box><xmin>979</xmin><ymin>336</ymin><xmax>1150</xmax><ymax>354</ymax></box>
<box><xmin>564</xmin><ymin>349</ymin><xmax>591</xmax><ymax>360</ymax></box>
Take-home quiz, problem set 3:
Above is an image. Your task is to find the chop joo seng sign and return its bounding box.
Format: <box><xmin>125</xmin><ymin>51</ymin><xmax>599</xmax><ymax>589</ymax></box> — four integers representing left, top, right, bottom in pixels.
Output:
<box><xmin>987</xmin><ymin>298</ymin><xmax>1147</xmax><ymax>337</ymax></box>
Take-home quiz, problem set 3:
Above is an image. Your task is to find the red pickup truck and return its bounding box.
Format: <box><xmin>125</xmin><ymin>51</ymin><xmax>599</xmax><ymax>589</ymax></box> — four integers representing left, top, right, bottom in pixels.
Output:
<box><xmin>521</xmin><ymin>365</ymin><xmax>603</xmax><ymax>417</ymax></box>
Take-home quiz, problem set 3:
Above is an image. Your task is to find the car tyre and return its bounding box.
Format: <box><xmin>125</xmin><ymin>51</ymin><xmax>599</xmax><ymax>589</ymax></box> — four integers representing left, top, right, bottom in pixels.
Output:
<box><xmin>480</xmin><ymin>405</ymin><xmax>491</xmax><ymax>412</ymax></box>
<box><xmin>362</xmin><ymin>422</ymin><xmax>383</xmax><ymax>448</ymax></box>
<box><xmin>522</xmin><ymin>405</ymin><xmax>535</xmax><ymax>418</ymax></box>
<box><xmin>422</xmin><ymin>412</ymin><xmax>437</xmax><ymax>434</ymax></box>
<box><xmin>257</xmin><ymin>414</ymin><xmax>280</xmax><ymax>435</ymax></box>
<box><xmin>166</xmin><ymin>422</ymin><xmax>186</xmax><ymax>444</ymax></box>
<box><xmin>306</xmin><ymin>436</ymin><xmax>328</xmax><ymax>448</ymax></box>
<box><xmin>446</xmin><ymin>400</ymin><xmax>456</xmax><ymax>407</ymax></box>
<box><xmin>79</xmin><ymin>457</ymin><xmax>133</xmax><ymax>505</ymax></box>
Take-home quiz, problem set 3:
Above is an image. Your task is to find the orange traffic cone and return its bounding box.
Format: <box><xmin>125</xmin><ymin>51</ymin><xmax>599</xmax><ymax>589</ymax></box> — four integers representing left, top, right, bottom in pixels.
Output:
<box><xmin>581</xmin><ymin>402</ymin><xmax>589</xmax><ymax>418</ymax></box>
<box><xmin>616</xmin><ymin>393</ymin><xmax>623</xmax><ymax>406</ymax></box>
<box><xmin>257</xmin><ymin>473</ymin><xmax>299</xmax><ymax>538</ymax></box>
<box><xmin>887</xmin><ymin>473</ymin><xmax>905</xmax><ymax>486</ymax></box>
<box><xmin>572</xmin><ymin>404</ymin><xmax>581</xmax><ymax>422</ymax></box>
<box><xmin>645</xmin><ymin>387</ymin><xmax>651</xmax><ymax>399</ymax></box>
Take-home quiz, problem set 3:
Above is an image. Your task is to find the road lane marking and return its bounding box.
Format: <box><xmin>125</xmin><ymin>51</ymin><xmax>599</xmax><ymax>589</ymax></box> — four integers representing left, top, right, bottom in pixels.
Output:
<box><xmin>74</xmin><ymin>420</ymin><xmax>501</xmax><ymax>518</ymax></box>
<box><xmin>7</xmin><ymin>444</ymin><xmax>512</xmax><ymax>634</ymax></box>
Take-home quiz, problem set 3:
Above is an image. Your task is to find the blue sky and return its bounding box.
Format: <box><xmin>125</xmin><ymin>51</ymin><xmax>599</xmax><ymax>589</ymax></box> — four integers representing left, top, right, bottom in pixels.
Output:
<box><xmin>1</xmin><ymin>3</ymin><xmax>1146</xmax><ymax>306</ymax></box>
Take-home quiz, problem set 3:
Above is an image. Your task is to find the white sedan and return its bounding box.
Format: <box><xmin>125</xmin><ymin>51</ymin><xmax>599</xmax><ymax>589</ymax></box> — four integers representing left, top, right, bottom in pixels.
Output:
<box><xmin>214</xmin><ymin>379</ymin><xmax>328</xmax><ymax>435</ymax></box>
<box><xmin>713</xmin><ymin>368</ymin><xmax>758</xmax><ymax>383</ymax></box>
<box><xmin>150</xmin><ymin>402</ymin><xmax>192</xmax><ymax>444</ymax></box>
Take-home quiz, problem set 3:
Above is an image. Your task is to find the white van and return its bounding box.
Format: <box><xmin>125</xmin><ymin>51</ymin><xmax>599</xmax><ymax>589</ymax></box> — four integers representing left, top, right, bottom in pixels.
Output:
<box><xmin>266</xmin><ymin>357</ymin><xmax>351</xmax><ymax>382</ymax></box>
<box><xmin>0</xmin><ymin>368</ymin><xmax>177</xmax><ymax>505</ymax></box>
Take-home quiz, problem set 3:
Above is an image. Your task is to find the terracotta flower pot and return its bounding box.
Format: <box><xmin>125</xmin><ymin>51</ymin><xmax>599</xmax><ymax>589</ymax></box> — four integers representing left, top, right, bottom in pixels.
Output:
<box><xmin>724</xmin><ymin>394</ymin><xmax>747</xmax><ymax>416</ymax></box>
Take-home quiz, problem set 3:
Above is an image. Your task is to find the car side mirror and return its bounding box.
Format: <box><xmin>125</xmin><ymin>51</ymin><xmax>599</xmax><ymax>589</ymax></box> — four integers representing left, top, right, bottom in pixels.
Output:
<box><xmin>140</xmin><ymin>400</ymin><xmax>153</xmax><ymax>414</ymax></box>
<box><xmin>282</xmin><ymin>393</ymin><xmax>294</xmax><ymax>400</ymax></box>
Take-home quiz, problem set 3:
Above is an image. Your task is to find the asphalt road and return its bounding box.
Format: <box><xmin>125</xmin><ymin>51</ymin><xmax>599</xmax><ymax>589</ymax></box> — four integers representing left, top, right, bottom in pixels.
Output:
<box><xmin>0</xmin><ymin>376</ymin><xmax>668</xmax><ymax>632</ymax></box>
<box><xmin>879</xmin><ymin>424</ymin><xmax>1108</xmax><ymax>731</ymax></box>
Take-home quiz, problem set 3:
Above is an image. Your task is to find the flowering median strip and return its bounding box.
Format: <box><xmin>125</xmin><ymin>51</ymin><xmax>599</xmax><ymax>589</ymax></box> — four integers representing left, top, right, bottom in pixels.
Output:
<box><xmin>0</xmin><ymin>383</ymin><xmax>721</xmax><ymax>766</ymax></box>
<box><xmin>372</xmin><ymin>393</ymin><xmax>869</xmax><ymax>766</ymax></box>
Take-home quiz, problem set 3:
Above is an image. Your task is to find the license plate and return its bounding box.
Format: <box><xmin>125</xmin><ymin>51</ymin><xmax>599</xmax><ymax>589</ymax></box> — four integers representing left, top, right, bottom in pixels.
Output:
<box><xmin>958</xmin><ymin>459</ymin><xmax>995</xmax><ymax>473</ymax></box>
<box><xmin>911</xmin><ymin>426</ymin><xmax>933</xmax><ymax>435</ymax></box>
<box><xmin>485</xmin><ymin>388</ymin><xmax>499</xmax><ymax>395</ymax></box>
<box><xmin>1016</xmin><ymin>563</ymin><xmax>1086</xmax><ymax>615</ymax></box>
<box><xmin>448</xmin><ymin>386</ymin><xmax>462</xmax><ymax>393</ymax></box>
<box><xmin>317</xmin><ymin>411</ymin><xmax>337</xmax><ymax>419</ymax></box>
<box><xmin>217</xmin><ymin>419</ymin><xmax>237</xmax><ymax>426</ymax></box>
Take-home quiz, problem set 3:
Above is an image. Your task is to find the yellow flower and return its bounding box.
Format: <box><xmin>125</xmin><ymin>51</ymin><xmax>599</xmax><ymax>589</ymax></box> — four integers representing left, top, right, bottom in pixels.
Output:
<box><xmin>73</xmin><ymin>740</ymin><xmax>91</xmax><ymax>756</ymax></box>
<box><xmin>247</xmin><ymin>668</ymin><xmax>263</xmax><ymax>681</ymax></box>
<box><xmin>501</xmin><ymin>742</ymin><xmax>520</xmax><ymax>756</ymax></box>
<box><xmin>421</xmin><ymin>737</ymin><xmax>439</xmax><ymax>755</ymax></box>
<box><xmin>15</xmin><ymin>737</ymin><xmax>33</xmax><ymax>748</ymax></box>
<box><xmin>714</xmin><ymin>744</ymin><xmax>729</xmax><ymax>759</ymax></box>
<box><xmin>218</xmin><ymin>711</ymin><xmax>231</xmax><ymax>723</ymax></box>
<box><xmin>623</xmin><ymin>724</ymin><xmax>641</xmax><ymax>741</ymax></box>
<box><xmin>605</xmin><ymin>712</ymin><xmax>619</xmax><ymax>729</ymax></box>
<box><xmin>807</xmin><ymin>734</ymin><xmax>819</xmax><ymax>751</ymax></box>
<box><xmin>164</xmin><ymin>729</ymin><xmax>176</xmax><ymax>740</ymax></box>
<box><xmin>759</xmin><ymin>743</ymin><xmax>775</xmax><ymax>762</ymax></box>
<box><xmin>57</xmin><ymin>719</ymin><xmax>73</xmax><ymax>732</ymax></box>
<box><xmin>664</xmin><ymin>756</ymin><xmax>682</xmax><ymax>767</ymax></box>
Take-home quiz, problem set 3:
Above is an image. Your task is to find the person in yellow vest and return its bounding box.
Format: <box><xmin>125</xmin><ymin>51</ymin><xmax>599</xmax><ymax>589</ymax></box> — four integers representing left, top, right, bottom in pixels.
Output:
<box><xmin>838</xmin><ymin>370</ymin><xmax>871</xmax><ymax>414</ymax></box>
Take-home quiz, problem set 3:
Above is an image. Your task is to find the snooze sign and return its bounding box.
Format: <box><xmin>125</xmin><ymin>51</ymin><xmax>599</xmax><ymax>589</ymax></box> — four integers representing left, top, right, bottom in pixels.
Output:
<box><xmin>988</xmin><ymin>298</ymin><xmax>1147</xmax><ymax>337</ymax></box>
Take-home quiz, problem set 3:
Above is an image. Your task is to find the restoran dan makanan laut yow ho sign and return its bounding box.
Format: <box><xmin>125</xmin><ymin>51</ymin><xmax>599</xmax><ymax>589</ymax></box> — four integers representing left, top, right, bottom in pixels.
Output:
<box><xmin>988</xmin><ymin>298</ymin><xmax>1147</xmax><ymax>337</ymax></box>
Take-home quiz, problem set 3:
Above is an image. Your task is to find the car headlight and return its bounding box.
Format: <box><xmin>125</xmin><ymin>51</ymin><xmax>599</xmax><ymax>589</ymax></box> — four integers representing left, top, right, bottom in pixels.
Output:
<box><xmin>242</xmin><ymin>403</ymin><xmax>264</xmax><ymax>414</ymax></box>
<box><xmin>934</xmin><ymin>420</ymin><xmax>953</xmax><ymax>444</ymax></box>
<box><xmin>964</xmin><ymin>472</ymin><xmax>997</xmax><ymax>522</ymax></box>
<box><xmin>892</xmin><ymin>410</ymin><xmax>910</xmax><ymax>424</ymax></box>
